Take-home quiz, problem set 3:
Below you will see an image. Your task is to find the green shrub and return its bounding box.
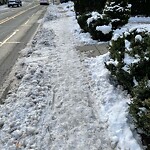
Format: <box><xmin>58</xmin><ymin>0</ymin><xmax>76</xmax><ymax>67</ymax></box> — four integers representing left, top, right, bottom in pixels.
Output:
<box><xmin>130</xmin><ymin>78</ymin><xmax>150</xmax><ymax>135</ymax></box>
<box><xmin>77</xmin><ymin>12</ymin><xmax>113</xmax><ymax>41</ymax></box>
<box><xmin>103</xmin><ymin>0</ymin><xmax>131</xmax><ymax>29</ymax></box>
<box><xmin>88</xmin><ymin>13</ymin><xmax>113</xmax><ymax>41</ymax></box>
<box><xmin>105</xmin><ymin>28</ymin><xmax>150</xmax><ymax>149</ymax></box>
<box><xmin>77</xmin><ymin>13</ymin><xmax>91</xmax><ymax>32</ymax></box>
<box><xmin>106</xmin><ymin>28</ymin><xmax>150</xmax><ymax>93</ymax></box>
<box><xmin>74</xmin><ymin>0</ymin><xmax>131</xmax><ymax>41</ymax></box>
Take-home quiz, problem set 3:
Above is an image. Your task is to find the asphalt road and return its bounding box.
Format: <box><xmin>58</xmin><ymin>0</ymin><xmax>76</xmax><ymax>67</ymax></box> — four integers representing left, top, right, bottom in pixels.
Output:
<box><xmin>0</xmin><ymin>1</ymin><xmax>48</xmax><ymax>85</ymax></box>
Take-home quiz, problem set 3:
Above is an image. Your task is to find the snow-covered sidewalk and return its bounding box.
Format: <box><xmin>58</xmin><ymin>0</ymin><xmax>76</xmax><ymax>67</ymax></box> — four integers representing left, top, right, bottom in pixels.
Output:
<box><xmin>0</xmin><ymin>2</ymin><xmax>144</xmax><ymax>150</ymax></box>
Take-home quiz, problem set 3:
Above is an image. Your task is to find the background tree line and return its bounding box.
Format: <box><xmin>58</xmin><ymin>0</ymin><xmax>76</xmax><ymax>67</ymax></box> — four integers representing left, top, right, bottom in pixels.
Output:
<box><xmin>129</xmin><ymin>0</ymin><xmax>150</xmax><ymax>16</ymax></box>
<box><xmin>74</xmin><ymin>0</ymin><xmax>150</xmax><ymax>16</ymax></box>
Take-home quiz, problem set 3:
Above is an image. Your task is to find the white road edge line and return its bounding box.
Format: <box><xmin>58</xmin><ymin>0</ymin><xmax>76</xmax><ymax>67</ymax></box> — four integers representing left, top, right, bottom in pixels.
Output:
<box><xmin>24</xmin><ymin>19</ymin><xmax>30</xmax><ymax>25</ymax></box>
<box><xmin>24</xmin><ymin>13</ymin><xmax>35</xmax><ymax>25</ymax></box>
<box><xmin>7</xmin><ymin>42</ymin><xmax>22</xmax><ymax>44</ymax></box>
<box><xmin>0</xmin><ymin>29</ymin><xmax>19</xmax><ymax>47</ymax></box>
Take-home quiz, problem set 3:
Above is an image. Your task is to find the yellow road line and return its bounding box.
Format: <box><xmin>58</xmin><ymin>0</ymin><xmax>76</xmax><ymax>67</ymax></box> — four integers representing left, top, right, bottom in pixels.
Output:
<box><xmin>0</xmin><ymin>4</ymin><xmax>39</xmax><ymax>25</ymax></box>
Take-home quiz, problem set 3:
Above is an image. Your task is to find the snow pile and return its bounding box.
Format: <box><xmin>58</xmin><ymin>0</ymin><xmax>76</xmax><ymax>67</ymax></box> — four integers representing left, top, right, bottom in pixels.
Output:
<box><xmin>84</xmin><ymin>54</ymin><xmax>142</xmax><ymax>150</ymax></box>
<box><xmin>129</xmin><ymin>17</ymin><xmax>150</xmax><ymax>23</ymax></box>
<box><xmin>135</xmin><ymin>35</ymin><xmax>142</xmax><ymax>42</ymax></box>
<box><xmin>124</xmin><ymin>53</ymin><xmax>140</xmax><ymax>67</ymax></box>
<box><xmin>114</xmin><ymin>18</ymin><xmax>150</xmax><ymax>35</ymax></box>
<box><xmin>0</xmin><ymin>28</ymin><xmax>55</xmax><ymax>149</ymax></box>
<box><xmin>111</xmin><ymin>33</ymin><xmax>121</xmax><ymax>41</ymax></box>
<box><xmin>125</xmin><ymin>39</ymin><xmax>131</xmax><ymax>51</ymax></box>
<box><xmin>0</xmin><ymin>5</ymin><xmax>9</xmax><ymax>12</ymax></box>
<box><xmin>96</xmin><ymin>25</ymin><xmax>112</xmax><ymax>34</ymax></box>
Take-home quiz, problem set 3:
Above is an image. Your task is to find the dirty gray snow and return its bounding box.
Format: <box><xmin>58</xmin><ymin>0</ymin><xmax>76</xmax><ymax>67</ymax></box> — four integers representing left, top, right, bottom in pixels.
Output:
<box><xmin>0</xmin><ymin>2</ymin><xmax>143</xmax><ymax>150</ymax></box>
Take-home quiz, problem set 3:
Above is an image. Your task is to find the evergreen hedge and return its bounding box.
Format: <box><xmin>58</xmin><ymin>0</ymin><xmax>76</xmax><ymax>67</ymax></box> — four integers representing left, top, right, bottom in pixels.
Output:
<box><xmin>103</xmin><ymin>0</ymin><xmax>131</xmax><ymax>29</ymax></box>
<box><xmin>77</xmin><ymin>13</ymin><xmax>91</xmax><ymax>33</ymax></box>
<box><xmin>105</xmin><ymin>28</ymin><xmax>150</xmax><ymax>149</ymax></box>
<box><xmin>75</xmin><ymin>0</ymin><xmax>131</xmax><ymax>41</ymax></box>
<box><xmin>88</xmin><ymin>13</ymin><xmax>112</xmax><ymax>41</ymax></box>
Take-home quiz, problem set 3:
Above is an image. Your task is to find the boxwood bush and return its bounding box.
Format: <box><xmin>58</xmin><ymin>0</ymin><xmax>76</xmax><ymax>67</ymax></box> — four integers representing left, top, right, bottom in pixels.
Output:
<box><xmin>103</xmin><ymin>0</ymin><xmax>131</xmax><ymax>29</ymax></box>
<box><xmin>77</xmin><ymin>13</ymin><xmax>91</xmax><ymax>33</ymax></box>
<box><xmin>87</xmin><ymin>13</ymin><xmax>113</xmax><ymax>41</ymax></box>
<box><xmin>77</xmin><ymin>12</ymin><xmax>113</xmax><ymax>41</ymax></box>
<box><xmin>130</xmin><ymin>78</ymin><xmax>150</xmax><ymax>149</ymax></box>
<box><xmin>105</xmin><ymin>28</ymin><xmax>150</xmax><ymax>149</ymax></box>
<box><xmin>75</xmin><ymin>0</ymin><xmax>131</xmax><ymax>41</ymax></box>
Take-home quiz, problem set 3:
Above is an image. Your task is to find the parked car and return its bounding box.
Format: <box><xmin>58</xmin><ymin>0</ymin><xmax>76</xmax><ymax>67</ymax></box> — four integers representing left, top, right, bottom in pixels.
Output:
<box><xmin>40</xmin><ymin>0</ymin><xmax>49</xmax><ymax>5</ymax></box>
<box><xmin>8</xmin><ymin>0</ymin><xmax>22</xmax><ymax>7</ymax></box>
